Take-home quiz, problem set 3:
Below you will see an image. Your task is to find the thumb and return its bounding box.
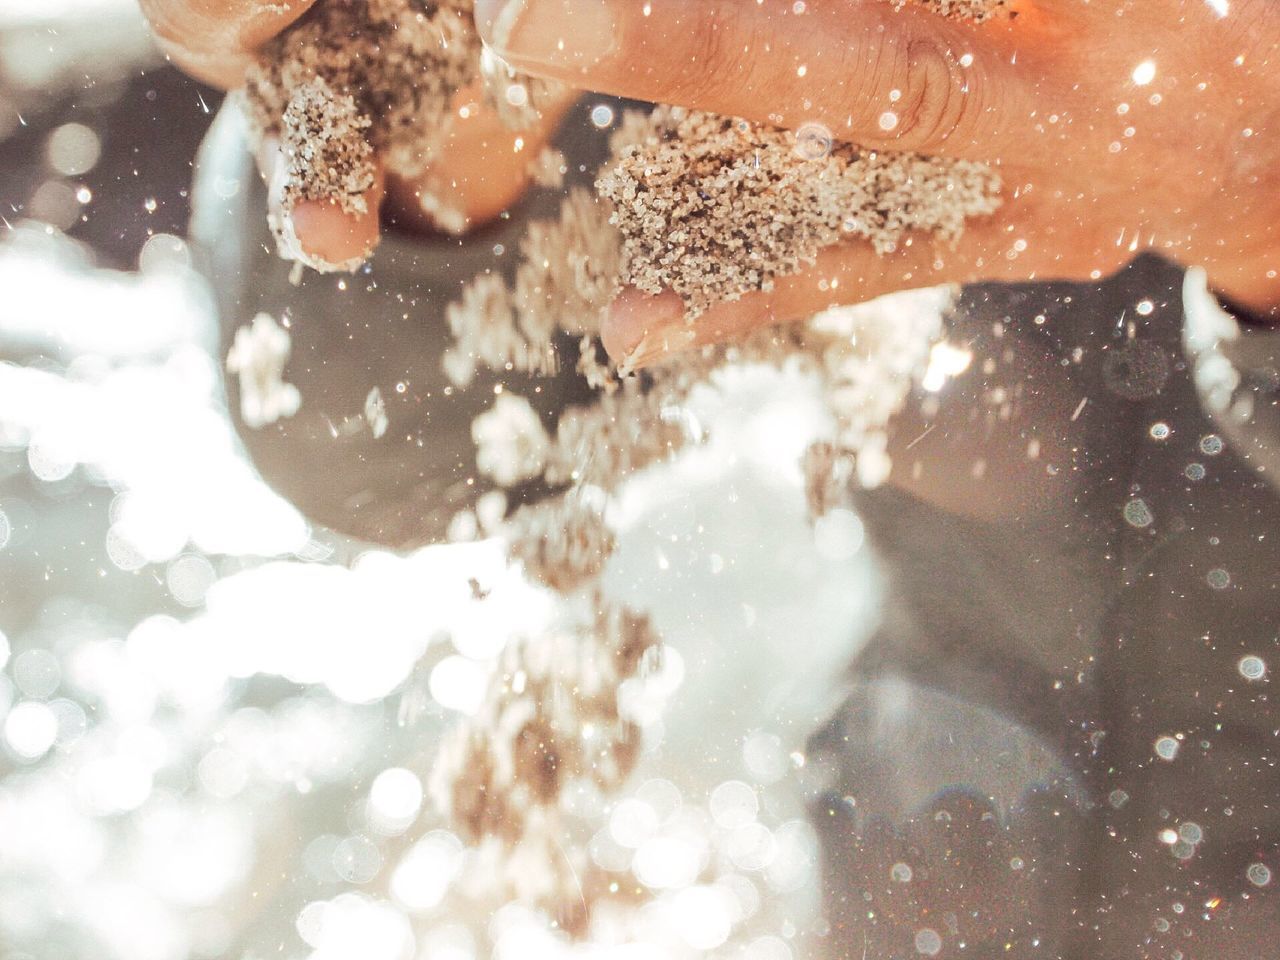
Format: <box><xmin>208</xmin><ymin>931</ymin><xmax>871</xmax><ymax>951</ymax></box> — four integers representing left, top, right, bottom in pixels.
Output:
<box><xmin>262</xmin><ymin>135</ymin><xmax>386</xmax><ymax>271</ymax></box>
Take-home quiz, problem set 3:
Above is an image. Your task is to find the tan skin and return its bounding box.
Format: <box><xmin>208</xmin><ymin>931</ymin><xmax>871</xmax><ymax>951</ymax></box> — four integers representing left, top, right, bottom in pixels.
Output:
<box><xmin>145</xmin><ymin>1</ymin><xmax>1280</xmax><ymax>317</ymax></box>
<box><xmin>138</xmin><ymin>0</ymin><xmax>1280</xmax><ymax>520</ymax></box>
<box><xmin>469</xmin><ymin>0</ymin><xmax>1280</xmax><ymax>352</ymax></box>
<box><xmin>138</xmin><ymin>0</ymin><xmax>576</xmax><ymax>265</ymax></box>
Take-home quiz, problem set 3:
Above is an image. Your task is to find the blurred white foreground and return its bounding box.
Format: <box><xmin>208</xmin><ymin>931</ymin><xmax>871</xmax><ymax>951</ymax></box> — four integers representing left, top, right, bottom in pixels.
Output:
<box><xmin>0</xmin><ymin>224</ymin><xmax>886</xmax><ymax>960</ymax></box>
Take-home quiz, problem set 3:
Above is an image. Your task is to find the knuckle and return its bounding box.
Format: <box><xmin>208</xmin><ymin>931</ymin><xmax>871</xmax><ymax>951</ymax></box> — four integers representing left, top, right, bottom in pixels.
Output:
<box><xmin>897</xmin><ymin>36</ymin><xmax>971</xmax><ymax>148</ymax></box>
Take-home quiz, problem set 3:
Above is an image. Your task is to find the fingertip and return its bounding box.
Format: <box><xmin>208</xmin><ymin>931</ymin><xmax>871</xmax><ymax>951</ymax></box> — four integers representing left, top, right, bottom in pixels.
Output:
<box><xmin>262</xmin><ymin>133</ymin><xmax>384</xmax><ymax>271</ymax></box>
<box><xmin>289</xmin><ymin>194</ymin><xmax>382</xmax><ymax>267</ymax></box>
<box><xmin>274</xmin><ymin>161</ymin><xmax>385</xmax><ymax>270</ymax></box>
<box><xmin>602</xmin><ymin>287</ymin><xmax>685</xmax><ymax>362</ymax></box>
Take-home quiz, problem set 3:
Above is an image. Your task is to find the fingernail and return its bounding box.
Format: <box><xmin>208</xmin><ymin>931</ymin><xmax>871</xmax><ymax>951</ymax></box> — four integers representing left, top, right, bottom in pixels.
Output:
<box><xmin>477</xmin><ymin>0</ymin><xmax>618</xmax><ymax>72</ymax></box>
<box><xmin>602</xmin><ymin>288</ymin><xmax>687</xmax><ymax>365</ymax></box>
<box><xmin>266</xmin><ymin>147</ymin><xmax>377</xmax><ymax>273</ymax></box>
<box><xmin>289</xmin><ymin>198</ymin><xmax>379</xmax><ymax>272</ymax></box>
<box><xmin>615</xmin><ymin>325</ymin><xmax>697</xmax><ymax>376</ymax></box>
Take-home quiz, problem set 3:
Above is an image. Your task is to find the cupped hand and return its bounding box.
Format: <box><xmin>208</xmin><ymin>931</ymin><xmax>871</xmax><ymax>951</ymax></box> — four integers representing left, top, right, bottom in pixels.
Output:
<box><xmin>476</xmin><ymin>0</ymin><xmax>1280</xmax><ymax>365</ymax></box>
<box><xmin>141</xmin><ymin>0</ymin><xmax>575</xmax><ymax>266</ymax></box>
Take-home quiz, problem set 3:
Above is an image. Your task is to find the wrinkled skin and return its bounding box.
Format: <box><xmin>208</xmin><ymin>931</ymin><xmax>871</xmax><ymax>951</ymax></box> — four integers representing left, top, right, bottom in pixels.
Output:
<box><xmin>471</xmin><ymin>0</ymin><xmax>1280</xmax><ymax>361</ymax></box>
<box><xmin>143</xmin><ymin>0</ymin><xmax>1280</xmax><ymax>343</ymax></box>
<box><xmin>139</xmin><ymin>0</ymin><xmax>575</xmax><ymax>265</ymax></box>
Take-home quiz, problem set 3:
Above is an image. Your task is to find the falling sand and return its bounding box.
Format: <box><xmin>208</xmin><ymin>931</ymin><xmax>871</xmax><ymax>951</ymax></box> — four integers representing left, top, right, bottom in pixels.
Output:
<box><xmin>234</xmin><ymin>0</ymin><xmax>1009</xmax><ymax>934</ymax></box>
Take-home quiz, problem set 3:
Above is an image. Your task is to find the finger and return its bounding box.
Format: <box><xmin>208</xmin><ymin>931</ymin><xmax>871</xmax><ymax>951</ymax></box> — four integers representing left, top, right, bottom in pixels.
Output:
<box><xmin>267</xmin><ymin>80</ymin><xmax>571</xmax><ymax>264</ymax></box>
<box><xmin>263</xmin><ymin>137</ymin><xmax>386</xmax><ymax>271</ymax></box>
<box><xmin>140</xmin><ymin>0</ymin><xmax>316</xmax><ymax>87</ymax></box>
<box><xmin>288</xmin><ymin>178</ymin><xmax>386</xmax><ymax>269</ymax></box>
<box><xmin>603</xmin><ymin>191</ymin><xmax>1129</xmax><ymax>368</ymax></box>
<box><xmin>475</xmin><ymin>0</ymin><xmax>1043</xmax><ymax>159</ymax></box>
<box><xmin>386</xmin><ymin>82</ymin><xmax>579</xmax><ymax>234</ymax></box>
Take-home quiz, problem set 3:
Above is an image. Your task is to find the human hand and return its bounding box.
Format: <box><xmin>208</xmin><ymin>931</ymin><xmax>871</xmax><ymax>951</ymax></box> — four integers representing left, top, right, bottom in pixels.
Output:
<box><xmin>141</xmin><ymin>0</ymin><xmax>575</xmax><ymax>266</ymax></box>
<box><xmin>476</xmin><ymin>0</ymin><xmax>1280</xmax><ymax>365</ymax></box>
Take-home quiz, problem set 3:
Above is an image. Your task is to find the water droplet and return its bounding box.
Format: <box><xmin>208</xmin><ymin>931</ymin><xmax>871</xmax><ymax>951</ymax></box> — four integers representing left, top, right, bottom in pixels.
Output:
<box><xmin>12</xmin><ymin>648</ymin><xmax>60</xmax><ymax>699</ymax></box>
<box><xmin>332</xmin><ymin>835</ymin><xmax>382</xmax><ymax>884</ymax></box>
<box><xmin>4</xmin><ymin>701</ymin><xmax>57</xmax><ymax>759</ymax></box>
<box><xmin>1155</xmin><ymin>736</ymin><xmax>1180</xmax><ymax>761</ymax></box>
<box><xmin>166</xmin><ymin>553</ymin><xmax>216</xmax><ymax>607</ymax></box>
<box><xmin>1149</xmin><ymin>422</ymin><xmax>1170</xmax><ymax>440</ymax></box>
<box><xmin>139</xmin><ymin>232</ymin><xmax>191</xmax><ymax>273</ymax></box>
<box><xmin>504</xmin><ymin>83</ymin><xmax>529</xmax><ymax>108</ymax></box>
<box><xmin>1238</xmin><ymin>655</ymin><xmax>1267</xmax><ymax>680</ymax></box>
<box><xmin>878</xmin><ymin>111</ymin><xmax>900</xmax><ymax>132</ymax></box>
<box><xmin>1207</xmin><ymin>567</ymin><xmax>1231</xmax><ymax>590</ymax></box>
<box><xmin>368</xmin><ymin>767</ymin><xmax>423</xmax><ymax>832</ymax></box>
<box><xmin>589</xmin><ymin>104</ymin><xmax>615</xmax><ymax>129</ymax></box>
<box><xmin>914</xmin><ymin>928</ymin><xmax>943</xmax><ymax>956</ymax></box>
<box><xmin>813</xmin><ymin>508</ymin><xmax>864</xmax><ymax>560</ymax></box>
<box><xmin>1247</xmin><ymin>863</ymin><xmax>1272</xmax><ymax>887</ymax></box>
<box><xmin>793</xmin><ymin>122</ymin><xmax>833</xmax><ymax>160</ymax></box>
<box><xmin>1199</xmin><ymin>434</ymin><xmax>1224</xmax><ymax>455</ymax></box>
<box><xmin>46</xmin><ymin>122</ymin><xmax>101</xmax><ymax>176</ymax></box>
<box><xmin>1132</xmin><ymin>60</ymin><xmax>1157</xmax><ymax>86</ymax></box>
<box><xmin>1104</xmin><ymin>341</ymin><xmax>1171</xmax><ymax>399</ymax></box>
<box><xmin>709</xmin><ymin>780</ymin><xmax>759</xmax><ymax>830</ymax></box>
<box><xmin>1124</xmin><ymin>498</ymin><xmax>1154</xmax><ymax>528</ymax></box>
<box><xmin>891</xmin><ymin>862</ymin><xmax>913</xmax><ymax>882</ymax></box>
